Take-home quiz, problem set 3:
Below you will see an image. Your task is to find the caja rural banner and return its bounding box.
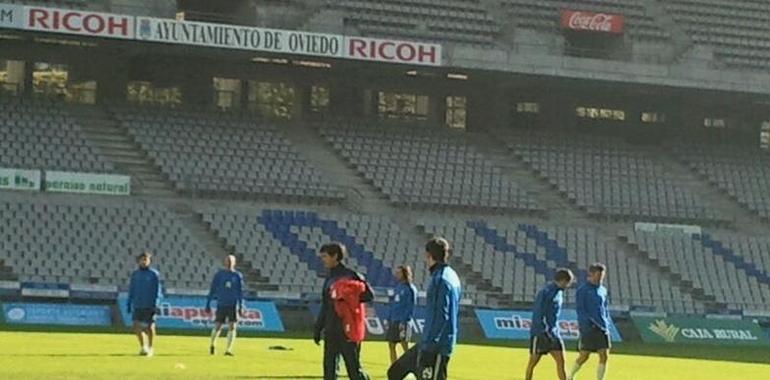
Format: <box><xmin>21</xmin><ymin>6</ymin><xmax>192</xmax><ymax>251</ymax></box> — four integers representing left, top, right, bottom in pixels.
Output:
<box><xmin>0</xmin><ymin>167</ymin><xmax>41</xmax><ymax>191</ymax></box>
<box><xmin>2</xmin><ymin>302</ymin><xmax>111</xmax><ymax>326</ymax></box>
<box><xmin>633</xmin><ymin>316</ymin><xmax>770</xmax><ymax>346</ymax></box>
<box><xmin>309</xmin><ymin>303</ymin><xmax>428</xmax><ymax>337</ymax></box>
<box><xmin>45</xmin><ymin>171</ymin><xmax>131</xmax><ymax>196</ymax></box>
<box><xmin>475</xmin><ymin>309</ymin><xmax>623</xmax><ymax>341</ymax></box>
<box><xmin>117</xmin><ymin>294</ymin><xmax>285</xmax><ymax>332</ymax></box>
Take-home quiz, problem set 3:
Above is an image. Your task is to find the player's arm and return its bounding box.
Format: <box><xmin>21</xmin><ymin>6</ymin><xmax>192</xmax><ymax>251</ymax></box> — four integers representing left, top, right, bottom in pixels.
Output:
<box><xmin>127</xmin><ymin>272</ymin><xmax>135</xmax><ymax>313</ymax></box>
<box><xmin>154</xmin><ymin>271</ymin><xmax>163</xmax><ymax>311</ymax></box>
<box><xmin>531</xmin><ymin>289</ymin><xmax>546</xmax><ymax>333</ymax></box>
<box><xmin>238</xmin><ymin>272</ymin><xmax>246</xmax><ymax>315</ymax></box>
<box><xmin>543</xmin><ymin>291</ymin><xmax>558</xmax><ymax>338</ymax></box>
<box><xmin>205</xmin><ymin>272</ymin><xmax>219</xmax><ymax>312</ymax></box>
<box><xmin>420</xmin><ymin>280</ymin><xmax>451</xmax><ymax>353</ymax></box>
<box><xmin>355</xmin><ymin>272</ymin><xmax>374</xmax><ymax>303</ymax></box>
<box><xmin>587</xmin><ymin>291</ymin><xmax>606</xmax><ymax>331</ymax></box>
<box><xmin>404</xmin><ymin>287</ymin><xmax>416</xmax><ymax>321</ymax></box>
<box><xmin>313</xmin><ymin>279</ymin><xmax>328</xmax><ymax>344</ymax></box>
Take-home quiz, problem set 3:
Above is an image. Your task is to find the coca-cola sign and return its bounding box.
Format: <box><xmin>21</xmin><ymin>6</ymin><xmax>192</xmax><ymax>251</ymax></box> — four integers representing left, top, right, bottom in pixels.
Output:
<box><xmin>561</xmin><ymin>10</ymin><xmax>624</xmax><ymax>34</ymax></box>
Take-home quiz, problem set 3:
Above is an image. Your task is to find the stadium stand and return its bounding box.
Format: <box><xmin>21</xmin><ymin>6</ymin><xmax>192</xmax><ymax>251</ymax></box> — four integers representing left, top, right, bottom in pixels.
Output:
<box><xmin>320</xmin><ymin>123</ymin><xmax>541</xmax><ymax>212</ymax></box>
<box><xmin>713</xmin><ymin>234</ymin><xmax>770</xmax><ymax>283</ymax></box>
<box><xmin>111</xmin><ymin>104</ymin><xmax>345</xmax><ymax>202</ymax></box>
<box><xmin>623</xmin><ymin>229</ymin><xmax>770</xmax><ymax>312</ymax></box>
<box><xmin>422</xmin><ymin>218</ymin><xmax>706</xmax><ymax>313</ymax></box>
<box><xmin>0</xmin><ymin>96</ymin><xmax>114</xmax><ymax>173</ymax></box>
<box><xmin>0</xmin><ymin>198</ymin><xmax>213</xmax><ymax>290</ymax></box>
<box><xmin>204</xmin><ymin>208</ymin><xmax>497</xmax><ymax>305</ymax></box>
<box><xmin>500</xmin><ymin>0</ymin><xmax>671</xmax><ymax>42</ymax></box>
<box><xmin>204</xmin><ymin>209</ymin><xmax>426</xmax><ymax>290</ymax></box>
<box><xmin>322</xmin><ymin>0</ymin><xmax>500</xmax><ymax>45</ymax></box>
<box><xmin>672</xmin><ymin>142</ymin><xmax>770</xmax><ymax>221</ymax></box>
<box><xmin>500</xmin><ymin>129</ymin><xmax>721</xmax><ymax>223</ymax></box>
<box><xmin>663</xmin><ymin>0</ymin><xmax>770</xmax><ymax>70</ymax></box>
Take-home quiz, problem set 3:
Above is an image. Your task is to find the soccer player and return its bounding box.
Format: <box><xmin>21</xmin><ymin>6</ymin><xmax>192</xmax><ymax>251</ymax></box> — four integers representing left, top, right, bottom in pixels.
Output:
<box><xmin>388</xmin><ymin>237</ymin><xmax>462</xmax><ymax>380</ymax></box>
<box><xmin>313</xmin><ymin>242</ymin><xmax>374</xmax><ymax>380</ymax></box>
<box><xmin>387</xmin><ymin>265</ymin><xmax>418</xmax><ymax>364</ymax></box>
<box><xmin>525</xmin><ymin>268</ymin><xmax>575</xmax><ymax>380</ymax></box>
<box><xmin>205</xmin><ymin>254</ymin><xmax>245</xmax><ymax>356</ymax></box>
<box><xmin>569</xmin><ymin>263</ymin><xmax>611</xmax><ymax>380</ymax></box>
<box><xmin>127</xmin><ymin>251</ymin><xmax>162</xmax><ymax>357</ymax></box>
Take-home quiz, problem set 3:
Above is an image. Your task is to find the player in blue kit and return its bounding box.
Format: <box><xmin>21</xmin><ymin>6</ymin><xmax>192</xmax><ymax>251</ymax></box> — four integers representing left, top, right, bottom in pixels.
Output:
<box><xmin>569</xmin><ymin>263</ymin><xmax>611</xmax><ymax>380</ymax></box>
<box><xmin>525</xmin><ymin>268</ymin><xmax>575</xmax><ymax>380</ymax></box>
<box><xmin>387</xmin><ymin>265</ymin><xmax>418</xmax><ymax>364</ymax></box>
<box><xmin>127</xmin><ymin>251</ymin><xmax>163</xmax><ymax>357</ymax></box>
<box><xmin>205</xmin><ymin>254</ymin><xmax>246</xmax><ymax>356</ymax></box>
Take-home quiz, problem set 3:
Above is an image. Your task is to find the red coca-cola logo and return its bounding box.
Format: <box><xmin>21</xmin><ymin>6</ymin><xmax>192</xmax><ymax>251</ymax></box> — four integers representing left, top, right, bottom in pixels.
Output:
<box><xmin>569</xmin><ymin>12</ymin><xmax>613</xmax><ymax>31</ymax></box>
<box><xmin>561</xmin><ymin>10</ymin><xmax>624</xmax><ymax>34</ymax></box>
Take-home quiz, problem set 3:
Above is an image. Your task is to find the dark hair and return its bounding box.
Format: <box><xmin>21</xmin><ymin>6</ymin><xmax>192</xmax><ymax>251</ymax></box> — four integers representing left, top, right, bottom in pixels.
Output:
<box><xmin>137</xmin><ymin>251</ymin><xmax>152</xmax><ymax>261</ymax></box>
<box><xmin>398</xmin><ymin>265</ymin><xmax>413</xmax><ymax>284</ymax></box>
<box><xmin>320</xmin><ymin>242</ymin><xmax>346</xmax><ymax>262</ymax></box>
<box><xmin>554</xmin><ymin>268</ymin><xmax>574</xmax><ymax>282</ymax></box>
<box><xmin>589</xmin><ymin>263</ymin><xmax>607</xmax><ymax>273</ymax></box>
<box><xmin>425</xmin><ymin>237</ymin><xmax>450</xmax><ymax>262</ymax></box>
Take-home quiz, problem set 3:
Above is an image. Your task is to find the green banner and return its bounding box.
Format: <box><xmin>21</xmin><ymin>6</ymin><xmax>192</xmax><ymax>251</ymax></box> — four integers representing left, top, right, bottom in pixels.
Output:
<box><xmin>0</xmin><ymin>168</ymin><xmax>41</xmax><ymax>191</ymax></box>
<box><xmin>45</xmin><ymin>171</ymin><xmax>131</xmax><ymax>196</ymax></box>
<box><xmin>633</xmin><ymin>316</ymin><xmax>770</xmax><ymax>346</ymax></box>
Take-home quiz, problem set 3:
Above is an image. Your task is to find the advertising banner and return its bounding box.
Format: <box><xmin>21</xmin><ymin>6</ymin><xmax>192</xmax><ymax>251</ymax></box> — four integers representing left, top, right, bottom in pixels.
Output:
<box><xmin>2</xmin><ymin>303</ymin><xmax>111</xmax><ymax>326</ymax></box>
<box><xmin>0</xmin><ymin>4</ymin><xmax>443</xmax><ymax>66</ymax></box>
<box><xmin>561</xmin><ymin>10</ymin><xmax>625</xmax><ymax>34</ymax></box>
<box><xmin>309</xmin><ymin>303</ymin><xmax>427</xmax><ymax>337</ymax></box>
<box><xmin>0</xmin><ymin>168</ymin><xmax>41</xmax><ymax>191</ymax></box>
<box><xmin>0</xmin><ymin>4</ymin><xmax>23</xmax><ymax>30</ymax></box>
<box><xmin>346</xmin><ymin>36</ymin><xmax>442</xmax><ymax>66</ymax></box>
<box><xmin>135</xmin><ymin>17</ymin><xmax>344</xmax><ymax>59</ymax></box>
<box><xmin>475</xmin><ymin>309</ymin><xmax>623</xmax><ymax>341</ymax></box>
<box><xmin>45</xmin><ymin>171</ymin><xmax>131</xmax><ymax>195</ymax></box>
<box><xmin>25</xmin><ymin>6</ymin><xmax>134</xmax><ymax>39</ymax></box>
<box><xmin>633</xmin><ymin>316</ymin><xmax>770</xmax><ymax>346</ymax></box>
<box><xmin>117</xmin><ymin>294</ymin><xmax>285</xmax><ymax>332</ymax></box>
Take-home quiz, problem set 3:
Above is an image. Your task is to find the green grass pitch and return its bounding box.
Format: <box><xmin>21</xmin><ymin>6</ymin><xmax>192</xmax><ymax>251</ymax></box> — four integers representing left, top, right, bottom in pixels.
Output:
<box><xmin>0</xmin><ymin>331</ymin><xmax>768</xmax><ymax>379</ymax></box>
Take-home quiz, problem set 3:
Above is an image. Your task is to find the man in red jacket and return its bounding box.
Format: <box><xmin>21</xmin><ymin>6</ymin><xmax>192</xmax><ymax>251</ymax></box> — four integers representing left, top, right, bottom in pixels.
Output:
<box><xmin>314</xmin><ymin>242</ymin><xmax>374</xmax><ymax>380</ymax></box>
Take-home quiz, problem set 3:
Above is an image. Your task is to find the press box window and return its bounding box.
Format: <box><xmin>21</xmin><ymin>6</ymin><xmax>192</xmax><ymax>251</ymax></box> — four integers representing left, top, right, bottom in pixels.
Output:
<box><xmin>516</xmin><ymin>102</ymin><xmax>540</xmax><ymax>114</ymax></box>
<box><xmin>576</xmin><ymin>106</ymin><xmax>625</xmax><ymax>121</ymax></box>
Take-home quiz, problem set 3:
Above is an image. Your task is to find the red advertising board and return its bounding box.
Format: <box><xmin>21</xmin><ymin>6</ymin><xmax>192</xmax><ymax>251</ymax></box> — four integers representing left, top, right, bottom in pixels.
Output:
<box><xmin>25</xmin><ymin>7</ymin><xmax>134</xmax><ymax>39</ymax></box>
<box><xmin>561</xmin><ymin>10</ymin><xmax>624</xmax><ymax>34</ymax></box>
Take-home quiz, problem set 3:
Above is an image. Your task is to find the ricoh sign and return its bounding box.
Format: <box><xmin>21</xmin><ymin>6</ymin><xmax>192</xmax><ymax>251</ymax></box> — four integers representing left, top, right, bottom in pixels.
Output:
<box><xmin>136</xmin><ymin>17</ymin><xmax>441</xmax><ymax>66</ymax></box>
<box><xmin>25</xmin><ymin>6</ymin><xmax>134</xmax><ymax>39</ymax></box>
<box><xmin>561</xmin><ymin>10</ymin><xmax>624</xmax><ymax>34</ymax></box>
<box><xmin>0</xmin><ymin>3</ymin><xmax>442</xmax><ymax>66</ymax></box>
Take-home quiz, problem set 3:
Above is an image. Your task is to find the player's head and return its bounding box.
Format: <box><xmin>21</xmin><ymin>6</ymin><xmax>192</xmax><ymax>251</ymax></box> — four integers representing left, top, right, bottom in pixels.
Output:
<box><xmin>224</xmin><ymin>254</ymin><xmax>236</xmax><ymax>270</ymax></box>
<box><xmin>425</xmin><ymin>237</ymin><xmax>451</xmax><ymax>267</ymax></box>
<box><xmin>319</xmin><ymin>242</ymin><xmax>346</xmax><ymax>269</ymax></box>
<box><xmin>396</xmin><ymin>265</ymin><xmax>413</xmax><ymax>284</ymax></box>
<box><xmin>137</xmin><ymin>251</ymin><xmax>152</xmax><ymax>269</ymax></box>
<box><xmin>553</xmin><ymin>268</ymin><xmax>575</xmax><ymax>289</ymax></box>
<box><xmin>588</xmin><ymin>263</ymin><xmax>607</xmax><ymax>285</ymax></box>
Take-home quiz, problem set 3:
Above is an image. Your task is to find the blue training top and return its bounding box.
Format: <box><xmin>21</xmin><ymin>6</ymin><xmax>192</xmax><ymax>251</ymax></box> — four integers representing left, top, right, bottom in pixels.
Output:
<box><xmin>206</xmin><ymin>269</ymin><xmax>245</xmax><ymax>308</ymax></box>
<box><xmin>127</xmin><ymin>267</ymin><xmax>162</xmax><ymax>309</ymax></box>
<box><xmin>421</xmin><ymin>263</ymin><xmax>462</xmax><ymax>356</ymax></box>
<box><xmin>576</xmin><ymin>282</ymin><xmax>610</xmax><ymax>333</ymax></box>
<box><xmin>389</xmin><ymin>282</ymin><xmax>418</xmax><ymax>323</ymax></box>
<box><xmin>530</xmin><ymin>282</ymin><xmax>564</xmax><ymax>338</ymax></box>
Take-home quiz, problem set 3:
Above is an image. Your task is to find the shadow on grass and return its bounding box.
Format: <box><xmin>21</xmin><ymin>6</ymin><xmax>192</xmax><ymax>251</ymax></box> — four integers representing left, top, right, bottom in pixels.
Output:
<box><xmin>235</xmin><ymin>377</ymin><xmax>324</xmax><ymax>379</ymax></box>
<box><xmin>2</xmin><ymin>353</ymin><xmax>174</xmax><ymax>358</ymax></box>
